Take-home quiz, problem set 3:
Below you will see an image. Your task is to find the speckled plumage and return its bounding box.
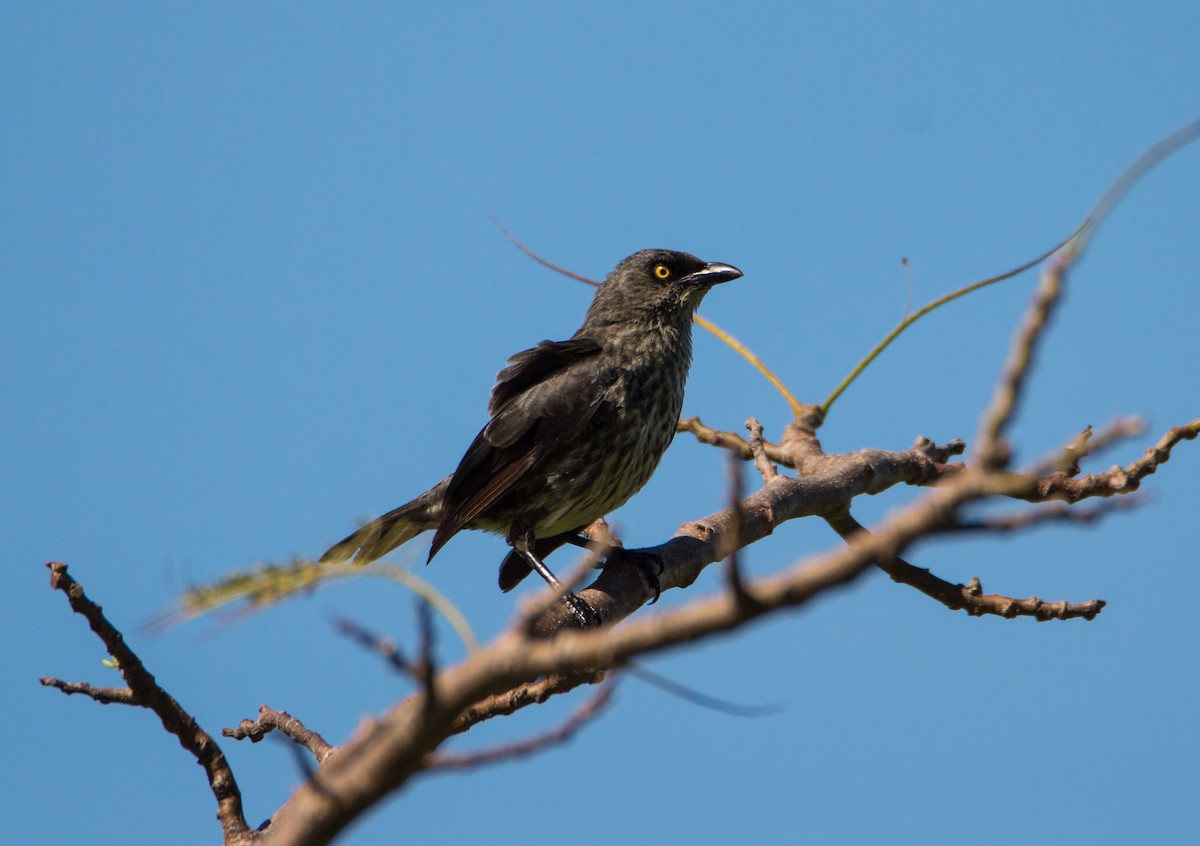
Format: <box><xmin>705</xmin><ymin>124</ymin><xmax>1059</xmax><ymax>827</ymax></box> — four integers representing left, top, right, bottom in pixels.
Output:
<box><xmin>320</xmin><ymin>249</ymin><xmax>741</xmax><ymax>592</ymax></box>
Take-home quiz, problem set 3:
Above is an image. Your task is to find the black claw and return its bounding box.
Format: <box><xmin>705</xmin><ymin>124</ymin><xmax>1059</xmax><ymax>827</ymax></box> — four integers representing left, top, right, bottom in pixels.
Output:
<box><xmin>564</xmin><ymin>593</ymin><xmax>602</xmax><ymax>628</ymax></box>
<box><xmin>611</xmin><ymin>549</ymin><xmax>664</xmax><ymax>604</ymax></box>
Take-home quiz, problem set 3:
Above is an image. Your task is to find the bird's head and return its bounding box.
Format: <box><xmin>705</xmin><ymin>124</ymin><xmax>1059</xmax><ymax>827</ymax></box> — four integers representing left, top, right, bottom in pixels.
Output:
<box><xmin>583</xmin><ymin>249</ymin><xmax>742</xmax><ymax>329</ymax></box>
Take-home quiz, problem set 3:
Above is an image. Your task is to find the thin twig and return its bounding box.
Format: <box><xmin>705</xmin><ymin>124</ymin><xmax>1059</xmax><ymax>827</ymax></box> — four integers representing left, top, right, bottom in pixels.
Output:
<box><xmin>626</xmin><ymin>663</ymin><xmax>783</xmax><ymax>717</ymax></box>
<box><xmin>694</xmin><ymin>313</ymin><xmax>806</xmax><ymax>417</ymax></box>
<box><xmin>983</xmin><ymin>418</ymin><xmax>1200</xmax><ymax>503</ymax></box>
<box><xmin>721</xmin><ymin>452</ymin><xmax>758</xmax><ymax>611</ymax></box>
<box><xmin>1081</xmin><ymin>117</ymin><xmax>1200</xmax><ymax>244</ymax></box>
<box><xmin>824</xmin><ymin>512</ymin><xmax>1106</xmax><ymax>621</ymax></box>
<box><xmin>428</xmin><ymin>681</ymin><xmax>617</xmax><ymax>771</ymax></box>
<box><xmin>224</xmin><ymin>706</ymin><xmax>334</xmax><ymax>765</ymax></box>
<box><xmin>950</xmin><ymin>497</ymin><xmax>1142</xmax><ymax>533</ymax></box>
<box><xmin>746</xmin><ymin>417</ymin><xmax>780</xmax><ymax>481</ymax></box>
<box><xmin>821</xmin><ymin>223</ymin><xmax>1088</xmax><ymax>416</ymax></box>
<box><xmin>976</xmin><ymin>117</ymin><xmax>1200</xmax><ymax>468</ymax></box>
<box><xmin>677</xmin><ymin>416</ymin><xmax>793</xmax><ymax>466</ymax></box>
<box><xmin>447</xmin><ymin>671</ymin><xmax>606</xmax><ymax>736</ymax></box>
<box><xmin>1026</xmin><ymin>417</ymin><xmax>1147</xmax><ymax>479</ymax></box>
<box><xmin>333</xmin><ymin>616</ymin><xmax>418</xmax><ymax>678</ymax></box>
<box><xmin>39</xmin><ymin>678</ymin><xmax>137</xmax><ymax>705</ymax></box>
<box><xmin>974</xmin><ymin>248</ymin><xmax>1072</xmax><ymax>469</ymax></box>
<box><xmin>416</xmin><ymin>599</ymin><xmax>437</xmax><ymax>709</ymax></box>
<box><xmin>42</xmin><ymin>562</ymin><xmax>250</xmax><ymax>842</ymax></box>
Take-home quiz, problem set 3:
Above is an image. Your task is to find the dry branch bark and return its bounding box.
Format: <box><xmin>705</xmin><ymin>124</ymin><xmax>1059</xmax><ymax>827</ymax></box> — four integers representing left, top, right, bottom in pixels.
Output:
<box><xmin>41</xmin><ymin>562</ymin><xmax>253</xmax><ymax>844</ymax></box>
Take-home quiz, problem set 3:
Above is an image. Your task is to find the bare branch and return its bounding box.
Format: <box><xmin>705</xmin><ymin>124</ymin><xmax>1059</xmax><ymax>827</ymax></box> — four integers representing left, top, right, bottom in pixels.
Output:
<box><xmin>416</xmin><ymin>600</ymin><xmax>438</xmax><ymax>710</ymax></box>
<box><xmin>626</xmin><ymin>663</ymin><xmax>783</xmax><ymax>717</ymax></box>
<box><xmin>951</xmin><ymin>418</ymin><xmax>1200</xmax><ymax>504</ymax></box>
<box><xmin>746</xmin><ymin>417</ymin><xmax>780</xmax><ymax>481</ymax></box>
<box><xmin>333</xmin><ymin>616</ymin><xmax>418</xmax><ymax>678</ymax></box>
<box><xmin>951</xmin><ymin>498</ymin><xmax>1142</xmax><ymax>533</ymax></box>
<box><xmin>721</xmin><ymin>452</ymin><xmax>759</xmax><ymax>612</ymax></box>
<box><xmin>39</xmin><ymin>678</ymin><xmax>137</xmax><ymax>705</ymax></box>
<box><xmin>260</xmin><ymin>466</ymin><xmax>1029</xmax><ymax>845</ymax></box>
<box><xmin>489</xmin><ymin>216</ymin><xmax>601</xmax><ymax>286</ymax></box>
<box><xmin>428</xmin><ymin>681</ymin><xmax>617</xmax><ymax>771</ymax></box>
<box><xmin>225</xmin><ymin>707</ymin><xmax>335</xmax><ymax>765</ymax></box>
<box><xmin>975</xmin><ymin>247</ymin><xmax>1072</xmax><ymax>469</ymax></box>
<box><xmin>678</xmin><ymin>416</ymin><xmax>797</xmax><ymax>466</ymax></box>
<box><xmin>42</xmin><ymin>562</ymin><xmax>251</xmax><ymax>844</ymax></box>
<box><xmin>822</xmin><ymin>223</ymin><xmax>1088</xmax><ymax>417</ymax></box>
<box><xmin>912</xmin><ymin>436</ymin><xmax>967</xmax><ymax>464</ymax></box>
<box><xmin>448</xmin><ymin>671</ymin><xmax>607</xmax><ymax>736</ymax></box>
<box><xmin>824</xmin><ymin>512</ymin><xmax>1106</xmax><ymax>621</ymax></box>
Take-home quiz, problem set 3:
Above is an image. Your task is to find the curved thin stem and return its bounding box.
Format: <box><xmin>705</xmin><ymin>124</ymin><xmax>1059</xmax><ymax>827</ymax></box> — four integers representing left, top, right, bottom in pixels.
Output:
<box><xmin>820</xmin><ymin>222</ymin><xmax>1089</xmax><ymax>416</ymax></box>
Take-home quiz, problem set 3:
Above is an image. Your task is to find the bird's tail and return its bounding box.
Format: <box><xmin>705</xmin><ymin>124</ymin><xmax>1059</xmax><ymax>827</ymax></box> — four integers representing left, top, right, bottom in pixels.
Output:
<box><xmin>319</xmin><ymin>477</ymin><xmax>450</xmax><ymax>566</ymax></box>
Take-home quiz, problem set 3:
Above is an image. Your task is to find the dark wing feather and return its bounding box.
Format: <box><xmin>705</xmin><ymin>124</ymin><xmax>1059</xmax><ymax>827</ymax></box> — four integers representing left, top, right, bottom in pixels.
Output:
<box><xmin>428</xmin><ymin>338</ymin><xmax>604</xmax><ymax>559</ymax></box>
<box><xmin>488</xmin><ymin>338</ymin><xmax>601</xmax><ymax>416</ymax></box>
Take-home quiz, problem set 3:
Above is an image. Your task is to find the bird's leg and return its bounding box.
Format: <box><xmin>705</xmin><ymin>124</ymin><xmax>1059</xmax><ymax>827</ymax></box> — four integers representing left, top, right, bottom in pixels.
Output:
<box><xmin>561</xmin><ymin>535</ymin><xmax>664</xmax><ymax>604</ymax></box>
<box><xmin>512</xmin><ymin>534</ymin><xmax>601</xmax><ymax>628</ymax></box>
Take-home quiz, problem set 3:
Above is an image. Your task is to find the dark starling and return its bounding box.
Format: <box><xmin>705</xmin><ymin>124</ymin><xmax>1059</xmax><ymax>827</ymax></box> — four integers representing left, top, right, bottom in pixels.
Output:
<box><xmin>320</xmin><ymin>249</ymin><xmax>742</xmax><ymax>623</ymax></box>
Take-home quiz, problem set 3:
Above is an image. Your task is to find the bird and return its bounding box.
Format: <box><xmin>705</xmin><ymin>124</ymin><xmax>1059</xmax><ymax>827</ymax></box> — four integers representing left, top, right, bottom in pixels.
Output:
<box><xmin>320</xmin><ymin>248</ymin><xmax>742</xmax><ymax>624</ymax></box>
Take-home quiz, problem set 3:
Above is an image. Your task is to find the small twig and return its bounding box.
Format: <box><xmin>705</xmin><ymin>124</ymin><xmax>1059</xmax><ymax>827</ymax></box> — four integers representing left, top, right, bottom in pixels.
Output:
<box><xmin>42</xmin><ymin>562</ymin><xmax>250</xmax><ymax>842</ymax></box>
<box><xmin>39</xmin><ymin>678</ymin><xmax>136</xmax><ymax>705</ymax></box>
<box><xmin>824</xmin><ymin>513</ymin><xmax>1106</xmax><ymax>621</ymax></box>
<box><xmin>224</xmin><ymin>706</ymin><xmax>334</xmax><ymax>765</ymax></box>
<box><xmin>693</xmin><ymin>313</ymin><xmax>806</xmax><ymax>417</ymax></box>
<box><xmin>490</xmin><ymin>216</ymin><xmax>602</xmax><ymax>286</ymax></box>
<box><xmin>975</xmin><ymin>248</ymin><xmax>1072</xmax><ymax>470</ymax></box>
<box><xmin>821</xmin><ymin>224</ymin><xmax>1088</xmax><ymax>417</ymax></box>
<box><xmin>977</xmin><ymin>118</ymin><xmax>1200</xmax><ymax>469</ymax></box>
<box><xmin>1081</xmin><ymin>117</ymin><xmax>1200</xmax><ymax>243</ymax></box>
<box><xmin>912</xmin><ymin>436</ymin><xmax>967</xmax><ymax>464</ymax></box>
<box><xmin>416</xmin><ymin>600</ymin><xmax>437</xmax><ymax>709</ymax></box>
<box><xmin>1079</xmin><ymin>416</ymin><xmax>1149</xmax><ymax>457</ymax></box>
<box><xmin>722</xmin><ymin>453</ymin><xmax>758</xmax><ymax>611</ymax></box>
<box><xmin>626</xmin><ymin>663</ymin><xmax>783</xmax><ymax>717</ymax></box>
<box><xmin>955</xmin><ymin>584</ymin><xmax>1107</xmax><ymax>621</ymax></box>
<box><xmin>448</xmin><ymin>671</ymin><xmax>606</xmax><ymax>736</ymax></box>
<box><xmin>952</xmin><ymin>498</ymin><xmax>1142</xmax><ymax>533</ymax></box>
<box><xmin>677</xmin><ymin>416</ymin><xmax>793</xmax><ymax>466</ymax></box>
<box><xmin>1122</xmin><ymin>418</ymin><xmax>1200</xmax><ymax>481</ymax></box>
<box><xmin>746</xmin><ymin>418</ymin><xmax>780</xmax><ymax>482</ymax></box>
<box><xmin>428</xmin><ymin>680</ymin><xmax>617</xmax><ymax>771</ymax></box>
<box><xmin>1011</xmin><ymin>418</ymin><xmax>1200</xmax><ymax>503</ymax></box>
<box><xmin>1025</xmin><ymin>416</ymin><xmax>1146</xmax><ymax>479</ymax></box>
<box><xmin>333</xmin><ymin>616</ymin><xmax>418</xmax><ymax>678</ymax></box>
<box><xmin>1057</xmin><ymin>425</ymin><xmax>1094</xmax><ymax>476</ymax></box>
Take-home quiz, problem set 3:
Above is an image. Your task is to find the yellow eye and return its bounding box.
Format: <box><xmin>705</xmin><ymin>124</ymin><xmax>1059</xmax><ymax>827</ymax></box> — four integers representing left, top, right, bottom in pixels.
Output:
<box><xmin>653</xmin><ymin>264</ymin><xmax>671</xmax><ymax>279</ymax></box>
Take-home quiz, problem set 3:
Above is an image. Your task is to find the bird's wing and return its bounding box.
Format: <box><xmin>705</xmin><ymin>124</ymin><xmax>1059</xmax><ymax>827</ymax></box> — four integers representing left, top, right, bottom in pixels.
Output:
<box><xmin>428</xmin><ymin>337</ymin><xmax>605</xmax><ymax>558</ymax></box>
<box><xmin>487</xmin><ymin>338</ymin><xmax>602</xmax><ymax>417</ymax></box>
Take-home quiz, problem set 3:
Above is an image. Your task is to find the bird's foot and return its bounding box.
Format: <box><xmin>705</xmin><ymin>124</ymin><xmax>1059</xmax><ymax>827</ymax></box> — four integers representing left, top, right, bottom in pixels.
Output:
<box><xmin>563</xmin><ymin>592</ymin><xmax>603</xmax><ymax>628</ymax></box>
<box><xmin>608</xmin><ymin>549</ymin><xmax>665</xmax><ymax>604</ymax></box>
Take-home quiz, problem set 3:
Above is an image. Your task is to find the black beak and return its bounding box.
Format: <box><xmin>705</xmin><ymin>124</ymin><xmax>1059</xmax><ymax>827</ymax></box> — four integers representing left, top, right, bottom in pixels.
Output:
<box><xmin>682</xmin><ymin>262</ymin><xmax>743</xmax><ymax>287</ymax></box>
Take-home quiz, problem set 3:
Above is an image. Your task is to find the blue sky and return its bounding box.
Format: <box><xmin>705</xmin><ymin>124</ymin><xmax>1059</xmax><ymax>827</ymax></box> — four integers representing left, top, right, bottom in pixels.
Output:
<box><xmin>4</xmin><ymin>3</ymin><xmax>1199</xmax><ymax>844</ymax></box>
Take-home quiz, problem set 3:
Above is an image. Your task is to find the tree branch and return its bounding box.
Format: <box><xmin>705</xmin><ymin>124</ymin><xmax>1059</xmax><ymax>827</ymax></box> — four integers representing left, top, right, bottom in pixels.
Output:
<box><xmin>824</xmin><ymin>511</ymin><xmax>1106</xmax><ymax>621</ymax></box>
<box><xmin>428</xmin><ymin>681</ymin><xmax>616</xmax><ymax>771</ymax></box>
<box><xmin>225</xmin><ymin>707</ymin><xmax>335</xmax><ymax>766</ymax></box>
<box><xmin>39</xmin><ymin>678</ymin><xmax>137</xmax><ymax>705</ymax></box>
<box><xmin>42</xmin><ymin>562</ymin><xmax>252</xmax><ymax>844</ymax></box>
